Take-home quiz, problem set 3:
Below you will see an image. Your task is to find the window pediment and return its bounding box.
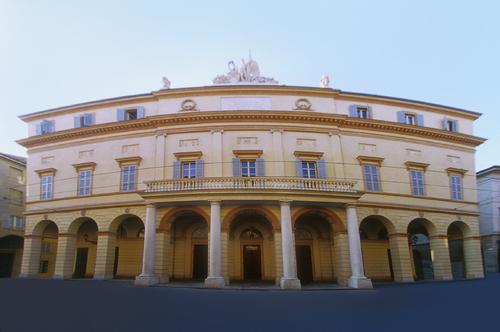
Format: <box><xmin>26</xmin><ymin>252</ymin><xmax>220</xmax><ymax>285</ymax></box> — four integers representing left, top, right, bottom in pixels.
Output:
<box><xmin>357</xmin><ymin>155</ymin><xmax>384</xmax><ymax>166</ymax></box>
<box><xmin>293</xmin><ymin>151</ymin><xmax>323</xmax><ymax>160</ymax></box>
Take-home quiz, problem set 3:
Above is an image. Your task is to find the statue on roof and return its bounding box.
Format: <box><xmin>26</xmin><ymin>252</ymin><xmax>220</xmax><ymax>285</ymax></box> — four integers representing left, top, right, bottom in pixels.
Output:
<box><xmin>213</xmin><ymin>52</ymin><xmax>278</xmax><ymax>85</ymax></box>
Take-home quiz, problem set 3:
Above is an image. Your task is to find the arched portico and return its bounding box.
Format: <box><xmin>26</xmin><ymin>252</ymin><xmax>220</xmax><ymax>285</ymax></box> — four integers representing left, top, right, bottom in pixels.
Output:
<box><xmin>408</xmin><ymin>218</ymin><xmax>436</xmax><ymax>280</ymax></box>
<box><xmin>110</xmin><ymin>214</ymin><xmax>145</xmax><ymax>279</ymax></box>
<box><xmin>359</xmin><ymin>216</ymin><xmax>394</xmax><ymax>281</ymax></box>
<box><xmin>72</xmin><ymin>218</ymin><xmax>99</xmax><ymax>278</ymax></box>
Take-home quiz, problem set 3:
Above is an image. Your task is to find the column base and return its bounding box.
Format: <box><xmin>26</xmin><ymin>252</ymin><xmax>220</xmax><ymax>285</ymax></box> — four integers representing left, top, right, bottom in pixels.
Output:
<box><xmin>204</xmin><ymin>276</ymin><xmax>225</xmax><ymax>288</ymax></box>
<box><xmin>348</xmin><ymin>276</ymin><xmax>373</xmax><ymax>289</ymax></box>
<box><xmin>134</xmin><ymin>275</ymin><xmax>159</xmax><ymax>286</ymax></box>
<box><xmin>280</xmin><ymin>277</ymin><xmax>301</xmax><ymax>290</ymax></box>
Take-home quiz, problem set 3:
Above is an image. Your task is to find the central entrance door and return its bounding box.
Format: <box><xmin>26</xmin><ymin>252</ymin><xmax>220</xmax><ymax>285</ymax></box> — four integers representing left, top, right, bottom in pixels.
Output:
<box><xmin>192</xmin><ymin>244</ymin><xmax>208</xmax><ymax>280</ymax></box>
<box><xmin>73</xmin><ymin>247</ymin><xmax>89</xmax><ymax>278</ymax></box>
<box><xmin>243</xmin><ymin>245</ymin><xmax>261</xmax><ymax>281</ymax></box>
<box><xmin>296</xmin><ymin>245</ymin><xmax>313</xmax><ymax>284</ymax></box>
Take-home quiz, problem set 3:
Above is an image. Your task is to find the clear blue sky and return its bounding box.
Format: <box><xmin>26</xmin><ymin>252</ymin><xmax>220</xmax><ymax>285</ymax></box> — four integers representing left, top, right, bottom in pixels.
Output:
<box><xmin>1</xmin><ymin>0</ymin><xmax>499</xmax><ymax>171</ymax></box>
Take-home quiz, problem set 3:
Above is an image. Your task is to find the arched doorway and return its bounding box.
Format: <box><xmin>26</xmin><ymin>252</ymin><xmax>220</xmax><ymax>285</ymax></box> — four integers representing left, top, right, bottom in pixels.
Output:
<box><xmin>35</xmin><ymin>220</ymin><xmax>59</xmax><ymax>278</ymax></box>
<box><xmin>72</xmin><ymin>218</ymin><xmax>98</xmax><ymax>278</ymax></box>
<box><xmin>408</xmin><ymin>219</ymin><xmax>434</xmax><ymax>280</ymax></box>
<box><xmin>294</xmin><ymin>211</ymin><xmax>335</xmax><ymax>284</ymax></box>
<box><xmin>228</xmin><ymin>210</ymin><xmax>275</xmax><ymax>282</ymax></box>
<box><xmin>448</xmin><ymin>221</ymin><xmax>467</xmax><ymax>280</ymax></box>
<box><xmin>359</xmin><ymin>217</ymin><xmax>394</xmax><ymax>281</ymax></box>
<box><xmin>112</xmin><ymin>215</ymin><xmax>144</xmax><ymax>279</ymax></box>
<box><xmin>168</xmin><ymin>211</ymin><xmax>208</xmax><ymax>281</ymax></box>
<box><xmin>0</xmin><ymin>235</ymin><xmax>24</xmax><ymax>278</ymax></box>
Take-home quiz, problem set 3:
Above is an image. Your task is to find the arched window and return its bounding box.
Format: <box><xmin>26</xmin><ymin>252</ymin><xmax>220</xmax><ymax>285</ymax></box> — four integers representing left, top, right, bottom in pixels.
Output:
<box><xmin>295</xmin><ymin>228</ymin><xmax>313</xmax><ymax>240</ymax></box>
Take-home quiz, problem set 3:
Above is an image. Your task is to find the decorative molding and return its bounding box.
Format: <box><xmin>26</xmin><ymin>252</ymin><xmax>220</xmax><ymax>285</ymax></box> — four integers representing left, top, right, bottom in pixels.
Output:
<box><xmin>174</xmin><ymin>151</ymin><xmax>203</xmax><ymax>160</ymax></box>
<box><xmin>294</xmin><ymin>98</ymin><xmax>312</xmax><ymax>111</ymax></box>
<box><xmin>72</xmin><ymin>162</ymin><xmax>97</xmax><ymax>170</ymax></box>
<box><xmin>115</xmin><ymin>156</ymin><xmax>142</xmax><ymax>166</ymax></box>
<box><xmin>180</xmin><ymin>99</ymin><xmax>198</xmax><ymax>112</ymax></box>
<box><xmin>404</xmin><ymin>161</ymin><xmax>430</xmax><ymax>170</ymax></box>
<box><xmin>446</xmin><ymin>167</ymin><xmax>468</xmax><ymax>175</ymax></box>
<box><xmin>232</xmin><ymin>149</ymin><xmax>263</xmax><ymax>157</ymax></box>
<box><xmin>34</xmin><ymin>168</ymin><xmax>56</xmax><ymax>176</ymax></box>
<box><xmin>17</xmin><ymin>111</ymin><xmax>486</xmax><ymax>148</ymax></box>
<box><xmin>356</xmin><ymin>155</ymin><xmax>384</xmax><ymax>166</ymax></box>
<box><xmin>293</xmin><ymin>151</ymin><xmax>324</xmax><ymax>159</ymax></box>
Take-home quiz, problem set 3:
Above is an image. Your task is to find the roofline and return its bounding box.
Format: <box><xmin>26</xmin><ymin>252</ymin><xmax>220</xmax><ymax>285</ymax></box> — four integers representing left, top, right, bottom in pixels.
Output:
<box><xmin>0</xmin><ymin>153</ymin><xmax>26</xmax><ymax>167</ymax></box>
<box><xmin>477</xmin><ymin>165</ymin><xmax>500</xmax><ymax>177</ymax></box>
<box><xmin>18</xmin><ymin>85</ymin><xmax>481</xmax><ymax>121</ymax></box>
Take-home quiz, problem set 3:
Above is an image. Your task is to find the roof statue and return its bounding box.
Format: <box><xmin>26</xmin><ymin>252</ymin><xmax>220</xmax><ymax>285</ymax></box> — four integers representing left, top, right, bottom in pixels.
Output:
<box><xmin>320</xmin><ymin>75</ymin><xmax>330</xmax><ymax>88</ymax></box>
<box><xmin>162</xmin><ymin>76</ymin><xmax>171</xmax><ymax>89</ymax></box>
<box><xmin>213</xmin><ymin>52</ymin><xmax>279</xmax><ymax>85</ymax></box>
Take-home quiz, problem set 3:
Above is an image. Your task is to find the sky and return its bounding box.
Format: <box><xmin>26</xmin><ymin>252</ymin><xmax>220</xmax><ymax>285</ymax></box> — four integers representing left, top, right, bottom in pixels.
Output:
<box><xmin>1</xmin><ymin>0</ymin><xmax>499</xmax><ymax>171</ymax></box>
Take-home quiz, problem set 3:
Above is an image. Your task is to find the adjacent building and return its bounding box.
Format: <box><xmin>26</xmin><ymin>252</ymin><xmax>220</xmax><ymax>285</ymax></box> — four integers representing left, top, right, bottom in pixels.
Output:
<box><xmin>0</xmin><ymin>152</ymin><xmax>26</xmax><ymax>278</ymax></box>
<box><xmin>16</xmin><ymin>59</ymin><xmax>486</xmax><ymax>288</ymax></box>
<box><xmin>477</xmin><ymin>166</ymin><xmax>500</xmax><ymax>272</ymax></box>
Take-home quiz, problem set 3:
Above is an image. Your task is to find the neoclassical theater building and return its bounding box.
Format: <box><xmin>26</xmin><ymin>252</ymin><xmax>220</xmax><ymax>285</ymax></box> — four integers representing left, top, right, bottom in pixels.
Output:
<box><xmin>17</xmin><ymin>59</ymin><xmax>486</xmax><ymax>289</ymax></box>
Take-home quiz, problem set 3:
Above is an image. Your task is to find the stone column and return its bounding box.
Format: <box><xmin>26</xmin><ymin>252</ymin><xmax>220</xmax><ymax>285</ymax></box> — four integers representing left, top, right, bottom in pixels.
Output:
<box><xmin>430</xmin><ymin>235</ymin><xmax>453</xmax><ymax>280</ymax></box>
<box><xmin>94</xmin><ymin>232</ymin><xmax>116</xmax><ymax>280</ymax></box>
<box><xmin>271</xmin><ymin>129</ymin><xmax>285</xmax><ymax>176</ymax></box>
<box><xmin>53</xmin><ymin>234</ymin><xmax>77</xmax><ymax>279</ymax></box>
<box><xmin>19</xmin><ymin>235</ymin><xmax>42</xmax><ymax>278</ymax></box>
<box><xmin>279</xmin><ymin>201</ymin><xmax>301</xmax><ymax>289</ymax></box>
<box><xmin>205</xmin><ymin>200</ymin><xmax>225</xmax><ymax>288</ymax></box>
<box><xmin>135</xmin><ymin>204</ymin><xmax>159</xmax><ymax>286</ymax></box>
<box><xmin>155</xmin><ymin>230</ymin><xmax>170</xmax><ymax>283</ymax></box>
<box><xmin>388</xmin><ymin>234</ymin><xmax>414</xmax><ymax>282</ymax></box>
<box><xmin>463</xmin><ymin>236</ymin><xmax>485</xmax><ymax>279</ymax></box>
<box><xmin>333</xmin><ymin>232</ymin><xmax>351</xmax><ymax>285</ymax></box>
<box><xmin>211</xmin><ymin>130</ymin><xmax>223</xmax><ymax>177</ymax></box>
<box><xmin>346</xmin><ymin>205</ymin><xmax>373</xmax><ymax>288</ymax></box>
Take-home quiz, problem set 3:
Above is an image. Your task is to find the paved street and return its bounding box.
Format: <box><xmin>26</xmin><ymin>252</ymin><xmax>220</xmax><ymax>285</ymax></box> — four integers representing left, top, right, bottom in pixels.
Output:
<box><xmin>0</xmin><ymin>275</ymin><xmax>499</xmax><ymax>332</ymax></box>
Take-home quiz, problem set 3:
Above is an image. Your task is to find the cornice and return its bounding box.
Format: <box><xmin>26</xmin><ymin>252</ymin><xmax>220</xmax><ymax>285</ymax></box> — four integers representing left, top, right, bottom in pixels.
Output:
<box><xmin>16</xmin><ymin>111</ymin><xmax>486</xmax><ymax>148</ymax></box>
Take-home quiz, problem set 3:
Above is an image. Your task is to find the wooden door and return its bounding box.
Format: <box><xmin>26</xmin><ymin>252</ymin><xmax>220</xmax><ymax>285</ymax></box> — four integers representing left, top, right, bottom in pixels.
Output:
<box><xmin>192</xmin><ymin>244</ymin><xmax>208</xmax><ymax>280</ymax></box>
<box><xmin>296</xmin><ymin>245</ymin><xmax>313</xmax><ymax>284</ymax></box>
<box><xmin>73</xmin><ymin>248</ymin><xmax>89</xmax><ymax>278</ymax></box>
<box><xmin>0</xmin><ymin>253</ymin><xmax>14</xmax><ymax>278</ymax></box>
<box><xmin>243</xmin><ymin>245</ymin><xmax>261</xmax><ymax>281</ymax></box>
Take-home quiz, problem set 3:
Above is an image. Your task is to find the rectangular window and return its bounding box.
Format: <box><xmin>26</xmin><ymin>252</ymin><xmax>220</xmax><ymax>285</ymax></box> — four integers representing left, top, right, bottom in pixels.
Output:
<box><xmin>9</xmin><ymin>188</ymin><xmax>23</xmax><ymax>205</ymax></box>
<box><xmin>241</xmin><ymin>159</ymin><xmax>256</xmax><ymax>177</ymax></box>
<box><xmin>182</xmin><ymin>161</ymin><xmax>197</xmax><ymax>179</ymax></box>
<box><xmin>39</xmin><ymin>260</ymin><xmax>49</xmax><ymax>273</ymax></box>
<box><xmin>78</xmin><ymin>170</ymin><xmax>92</xmax><ymax>196</ymax></box>
<box><xmin>301</xmin><ymin>161</ymin><xmax>317</xmax><ymax>178</ymax></box>
<box><xmin>40</xmin><ymin>175</ymin><xmax>53</xmax><ymax>200</ymax></box>
<box><xmin>363</xmin><ymin>165</ymin><xmax>381</xmax><ymax>192</ymax></box>
<box><xmin>405</xmin><ymin>114</ymin><xmax>416</xmax><ymax>125</ymax></box>
<box><xmin>9</xmin><ymin>167</ymin><xmax>24</xmax><ymax>184</ymax></box>
<box><xmin>125</xmin><ymin>109</ymin><xmax>138</xmax><ymax>120</ymax></box>
<box><xmin>409</xmin><ymin>169</ymin><xmax>425</xmax><ymax>196</ymax></box>
<box><xmin>450</xmin><ymin>175</ymin><xmax>463</xmax><ymax>200</ymax></box>
<box><xmin>10</xmin><ymin>216</ymin><xmax>24</xmax><ymax>230</ymax></box>
<box><xmin>357</xmin><ymin>107</ymin><xmax>369</xmax><ymax>119</ymax></box>
<box><xmin>121</xmin><ymin>165</ymin><xmax>137</xmax><ymax>192</ymax></box>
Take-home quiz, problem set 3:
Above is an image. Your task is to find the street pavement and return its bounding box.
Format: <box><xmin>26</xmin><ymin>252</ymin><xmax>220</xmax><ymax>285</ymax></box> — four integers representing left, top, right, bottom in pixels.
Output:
<box><xmin>0</xmin><ymin>274</ymin><xmax>499</xmax><ymax>332</ymax></box>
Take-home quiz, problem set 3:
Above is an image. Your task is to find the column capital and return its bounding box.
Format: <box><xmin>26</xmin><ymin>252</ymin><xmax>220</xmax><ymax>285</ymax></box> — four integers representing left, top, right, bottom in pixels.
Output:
<box><xmin>270</xmin><ymin>128</ymin><xmax>284</xmax><ymax>134</ymax></box>
<box><xmin>279</xmin><ymin>200</ymin><xmax>292</xmax><ymax>205</ymax></box>
<box><xmin>328</xmin><ymin>129</ymin><xmax>340</xmax><ymax>136</ymax></box>
<box><xmin>345</xmin><ymin>203</ymin><xmax>358</xmax><ymax>209</ymax></box>
<box><xmin>210</xmin><ymin>129</ymin><xmax>224</xmax><ymax>134</ymax></box>
<box><xmin>145</xmin><ymin>203</ymin><xmax>157</xmax><ymax>209</ymax></box>
<box><xmin>209</xmin><ymin>200</ymin><xmax>222</xmax><ymax>205</ymax></box>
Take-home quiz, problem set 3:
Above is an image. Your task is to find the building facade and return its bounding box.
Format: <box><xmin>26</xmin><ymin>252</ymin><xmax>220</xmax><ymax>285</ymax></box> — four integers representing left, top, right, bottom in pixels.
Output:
<box><xmin>17</xmin><ymin>66</ymin><xmax>486</xmax><ymax>289</ymax></box>
<box><xmin>0</xmin><ymin>152</ymin><xmax>26</xmax><ymax>278</ymax></box>
<box><xmin>477</xmin><ymin>166</ymin><xmax>500</xmax><ymax>273</ymax></box>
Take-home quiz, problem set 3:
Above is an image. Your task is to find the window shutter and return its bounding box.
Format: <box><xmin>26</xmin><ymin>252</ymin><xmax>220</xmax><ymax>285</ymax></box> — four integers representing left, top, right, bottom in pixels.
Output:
<box><xmin>137</xmin><ymin>106</ymin><xmax>145</xmax><ymax>119</ymax></box>
<box><xmin>83</xmin><ymin>113</ymin><xmax>94</xmax><ymax>126</ymax></box>
<box><xmin>295</xmin><ymin>158</ymin><xmax>303</xmax><ymax>177</ymax></box>
<box><xmin>117</xmin><ymin>108</ymin><xmax>126</xmax><ymax>121</ymax></box>
<box><xmin>348</xmin><ymin>105</ymin><xmax>358</xmax><ymax>117</ymax></box>
<box><xmin>173</xmin><ymin>161</ymin><xmax>181</xmax><ymax>179</ymax></box>
<box><xmin>232</xmin><ymin>158</ymin><xmax>241</xmax><ymax>177</ymax></box>
<box><xmin>367</xmin><ymin>106</ymin><xmax>373</xmax><ymax>119</ymax></box>
<box><xmin>36</xmin><ymin>122</ymin><xmax>42</xmax><ymax>135</ymax></box>
<box><xmin>416</xmin><ymin>114</ymin><xmax>424</xmax><ymax>126</ymax></box>
<box><xmin>256</xmin><ymin>158</ymin><xmax>265</xmax><ymax>177</ymax></box>
<box><xmin>74</xmin><ymin>116</ymin><xmax>82</xmax><ymax>128</ymax></box>
<box><xmin>196</xmin><ymin>160</ymin><xmax>205</xmax><ymax>178</ymax></box>
<box><xmin>397</xmin><ymin>111</ymin><xmax>406</xmax><ymax>123</ymax></box>
<box><xmin>317</xmin><ymin>159</ymin><xmax>327</xmax><ymax>178</ymax></box>
<box><xmin>451</xmin><ymin>120</ymin><xmax>458</xmax><ymax>132</ymax></box>
<box><xmin>442</xmin><ymin>117</ymin><xmax>449</xmax><ymax>130</ymax></box>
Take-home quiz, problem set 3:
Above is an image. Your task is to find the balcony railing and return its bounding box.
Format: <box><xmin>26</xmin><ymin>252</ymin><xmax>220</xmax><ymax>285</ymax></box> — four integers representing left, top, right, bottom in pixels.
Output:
<box><xmin>144</xmin><ymin>177</ymin><xmax>357</xmax><ymax>194</ymax></box>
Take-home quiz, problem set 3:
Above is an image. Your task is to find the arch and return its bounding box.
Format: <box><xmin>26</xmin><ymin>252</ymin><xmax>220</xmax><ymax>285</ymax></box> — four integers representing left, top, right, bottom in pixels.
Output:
<box><xmin>108</xmin><ymin>214</ymin><xmax>144</xmax><ymax>233</ymax></box>
<box><xmin>447</xmin><ymin>220</ymin><xmax>472</xmax><ymax>239</ymax></box>
<box><xmin>292</xmin><ymin>207</ymin><xmax>345</xmax><ymax>233</ymax></box>
<box><xmin>360</xmin><ymin>215</ymin><xmax>396</xmax><ymax>236</ymax></box>
<box><xmin>222</xmin><ymin>206</ymin><xmax>279</xmax><ymax>232</ymax></box>
<box><xmin>359</xmin><ymin>216</ymin><xmax>394</xmax><ymax>281</ymax></box>
<box><xmin>32</xmin><ymin>219</ymin><xmax>59</xmax><ymax>237</ymax></box>
<box><xmin>68</xmin><ymin>217</ymin><xmax>100</xmax><ymax>235</ymax></box>
<box><xmin>408</xmin><ymin>218</ymin><xmax>435</xmax><ymax>280</ymax></box>
<box><xmin>159</xmin><ymin>207</ymin><xmax>209</xmax><ymax>231</ymax></box>
<box><xmin>447</xmin><ymin>221</ymin><xmax>469</xmax><ymax>280</ymax></box>
<box><xmin>111</xmin><ymin>214</ymin><xmax>144</xmax><ymax>279</ymax></box>
<box><xmin>35</xmin><ymin>220</ymin><xmax>59</xmax><ymax>278</ymax></box>
<box><xmin>73</xmin><ymin>218</ymin><xmax>99</xmax><ymax>279</ymax></box>
<box><xmin>0</xmin><ymin>235</ymin><xmax>24</xmax><ymax>278</ymax></box>
<box><xmin>407</xmin><ymin>218</ymin><xmax>437</xmax><ymax>237</ymax></box>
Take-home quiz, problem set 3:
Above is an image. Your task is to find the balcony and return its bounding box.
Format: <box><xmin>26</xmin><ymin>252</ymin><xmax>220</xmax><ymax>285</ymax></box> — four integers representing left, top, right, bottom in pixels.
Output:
<box><xmin>144</xmin><ymin>177</ymin><xmax>357</xmax><ymax>194</ymax></box>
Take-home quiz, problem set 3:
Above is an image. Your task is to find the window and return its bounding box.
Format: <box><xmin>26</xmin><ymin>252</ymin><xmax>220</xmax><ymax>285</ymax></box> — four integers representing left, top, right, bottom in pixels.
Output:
<box><xmin>117</xmin><ymin>107</ymin><xmax>145</xmax><ymax>121</ymax></box>
<box><xmin>10</xmin><ymin>216</ymin><xmax>24</xmax><ymax>230</ymax></box>
<box><xmin>9</xmin><ymin>188</ymin><xmax>23</xmax><ymax>205</ymax></box>
<box><xmin>357</xmin><ymin>107</ymin><xmax>369</xmax><ymax>119</ymax></box>
<box><xmin>41</xmin><ymin>175</ymin><xmax>54</xmax><ymax>200</ymax></box>
<box><xmin>78</xmin><ymin>169</ymin><xmax>92</xmax><ymax>196</ymax></box>
<box><xmin>241</xmin><ymin>159</ymin><xmax>256</xmax><ymax>177</ymax></box>
<box><xmin>9</xmin><ymin>167</ymin><xmax>24</xmax><ymax>184</ymax></box>
<box><xmin>121</xmin><ymin>165</ymin><xmax>137</xmax><ymax>192</ymax></box>
<box><xmin>409</xmin><ymin>169</ymin><xmax>425</xmax><ymax>196</ymax></box>
<box><xmin>443</xmin><ymin>118</ymin><xmax>458</xmax><ymax>132</ymax></box>
<box><xmin>363</xmin><ymin>164</ymin><xmax>381</xmax><ymax>192</ymax></box>
<box><xmin>182</xmin><ymin>161</ymin><xmax>197</xmax><ymax>179</ymax></box>
<box><xmin>74</xmin><ymin>113</ymin><xmax>94</xmax><ymax>128</ymax></box>
<box><xmin>39</xmin><ymin>260</ymin><xmax>49</xmax><ymax>273</ymax></box>
<box><xmin>450</xmin><ymin>175</ymin><xmax>463</xmax><ymax>200</ymax></box>
<box><xmin>36</xmin><ymin>120</ymin><xmax>55</xmax><ymax>135</ymax></box>
<box><xmin>125</xmin><ymin>109</ymin><xmax>138</xmax><ymax>120</ymax></box>
<box><xmin>405</xmin><ymin>114</ymin><xmax>416</xmax><ymax>125</ymax></box>
<box><xmin>302</xmin><ymin>161</ymin><xmax>317</xmax><ymax>178</ymax></box>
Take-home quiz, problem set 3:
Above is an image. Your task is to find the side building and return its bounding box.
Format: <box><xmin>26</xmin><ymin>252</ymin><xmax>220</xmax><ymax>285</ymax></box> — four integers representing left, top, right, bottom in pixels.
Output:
<box><xmin>0</xmin><ymin>152</ymin><xmax>26</xmax><ymax>278</ymax></box>
<box><xmin>15</xmin><ymin>67</ymin><xmax>486</xmax><ymax>288</ymax></box>
<box><xmin>477</xmin><ymin>166</ymin><xmax>500</xmax><ymax>272</ymax></box>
